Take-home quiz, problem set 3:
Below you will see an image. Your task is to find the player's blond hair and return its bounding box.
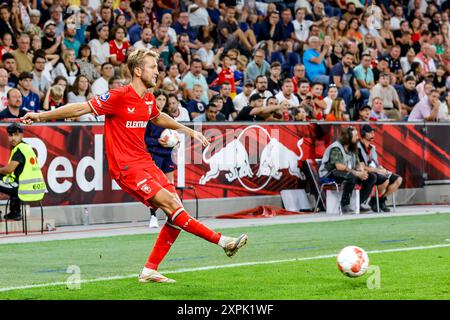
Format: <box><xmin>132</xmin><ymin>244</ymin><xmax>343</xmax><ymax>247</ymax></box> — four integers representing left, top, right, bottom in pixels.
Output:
<box><xmin>127</xmin><ymin>49</ymin><xmax>160</xmax><ymax>77</ymax></box>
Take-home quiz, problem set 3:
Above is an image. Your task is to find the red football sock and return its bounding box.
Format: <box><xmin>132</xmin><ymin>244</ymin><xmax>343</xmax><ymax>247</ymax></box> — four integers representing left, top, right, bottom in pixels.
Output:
<box><xmin>145</xmin><ymin>223</ymin><xmax>181</xmax><ymax>270</ymax></box>
<box><xmin>170</xmin><ymin>207</ymin><xmax>221</xmax><ymax>244</ymax></box>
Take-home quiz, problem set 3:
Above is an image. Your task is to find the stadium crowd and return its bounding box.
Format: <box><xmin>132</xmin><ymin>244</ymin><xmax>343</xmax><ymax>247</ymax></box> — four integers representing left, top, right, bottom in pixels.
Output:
<box><xmin>0</xmin><ymin>0</ymin><xmax>450</xmax><ymax>122</ymax></box>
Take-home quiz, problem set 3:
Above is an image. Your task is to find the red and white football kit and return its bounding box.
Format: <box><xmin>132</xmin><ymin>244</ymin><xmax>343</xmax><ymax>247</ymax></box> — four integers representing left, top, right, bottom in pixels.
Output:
<box><xmin>88</xmin><ymin>85</ymin><xmax>176</xmax><ymax>206</ymax></box>
<box><xmin>88</xmin><ymin>85</ymin><xmax>222</xmax><ymax>272</ymax></box>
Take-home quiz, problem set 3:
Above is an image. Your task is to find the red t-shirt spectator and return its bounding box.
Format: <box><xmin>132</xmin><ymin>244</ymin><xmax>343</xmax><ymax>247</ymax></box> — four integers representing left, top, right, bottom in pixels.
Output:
<box><xmin>109</xmin><ymin>40</ymin><xmax>130</xmax><ymax>64</ymax></box>
<box><xmin>210</xmin><ymin>67</ymin><xmax>236</xmax><ymax>93</ymax></box>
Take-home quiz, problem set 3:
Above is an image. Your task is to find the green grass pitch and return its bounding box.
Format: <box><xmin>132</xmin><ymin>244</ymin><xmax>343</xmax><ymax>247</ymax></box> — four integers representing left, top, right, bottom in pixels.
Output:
<box><xmin>0</xmin><ymin>213</ymin><xmax>449</xmax><ymax>300</ymax></box>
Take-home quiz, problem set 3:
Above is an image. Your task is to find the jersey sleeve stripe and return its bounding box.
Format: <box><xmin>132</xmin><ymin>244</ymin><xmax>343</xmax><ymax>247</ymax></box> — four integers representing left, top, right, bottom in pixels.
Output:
<box><xmin>88</xmin><ymin>100</ymin><xmax>99</xmax><ymax>116</ymax></box>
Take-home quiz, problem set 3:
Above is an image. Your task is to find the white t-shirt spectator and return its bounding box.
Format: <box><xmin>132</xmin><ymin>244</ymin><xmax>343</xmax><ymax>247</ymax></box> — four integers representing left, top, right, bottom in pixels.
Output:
<box><xmin>133</xmin><ymin>41</ymin><xmax>153</xmax><ymax>50</ymax></box>
<box><xmin>233</xmin><ymin>92</ymin><xmax>251</xmax><ymax>112</ymax></box>
<box><xmin>91</xmin><ymin>77</ymin><xmax>109</xmax><ymax>96</ymax></box>
<box><xmin>174</xmin><ymin>104</ymin><xmax>190</xmax><ymax>122</ymax></box>
<box><xmin>323</xmin><ymin>96</ymin><xmax>334</xmax><ymax>115</ymax></box>
<box><xmin>89</xmin><ymin>39</ymin><xmax>110</xmax><ymax>65</ymax></box>
<box><xmin>275</xmin><ymin>91</ymin><xmax>300</xmax><ymax>107</ymax></box>
<box><xmin>292</xmin><ymin>19</ymin><xmax>313</xmax><ymax>42</ymax></box>
<box><xmin>197</xmin><ymin>47</ymin><xmax>214</xmax><ymax>67</ymax></box>
<box><xmin>189</xmin><ymin>7</ymin><xmax>209</xmax><ymax>27</ymax></box>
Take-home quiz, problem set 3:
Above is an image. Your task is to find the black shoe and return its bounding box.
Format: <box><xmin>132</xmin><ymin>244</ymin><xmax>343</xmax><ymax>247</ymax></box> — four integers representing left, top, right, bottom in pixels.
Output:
<box><xmin>380</xmin><ymin>196</ymin><xmax>391</xmax><ymax>212</ymax></box>
<box><xmin>3</xmin><ymin>212</ymin><xmax>22</xmax><ymax>221</ymax></box>
<box><xmin>369</xmin><ymin>197</ymin><xmax>380</xmax><ymax>212</ymax></box>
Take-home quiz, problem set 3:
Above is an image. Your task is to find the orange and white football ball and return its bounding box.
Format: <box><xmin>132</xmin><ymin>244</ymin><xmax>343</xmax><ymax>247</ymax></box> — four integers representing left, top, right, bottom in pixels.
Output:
<box><xmin>337</xmin><ymin>246</ymin><xmax>370</xmax><ymax>278</ymax></box>
<box><xmin>160</xmin><ymin>129</ymin><xmax>180</xmax><ymax>148</ymax></box>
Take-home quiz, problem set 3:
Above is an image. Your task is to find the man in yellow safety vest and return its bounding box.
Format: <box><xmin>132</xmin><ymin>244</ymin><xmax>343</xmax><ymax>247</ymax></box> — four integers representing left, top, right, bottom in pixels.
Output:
<box><xmin>0</xmin><ymin>123</ymin><xmax>46</xmax><ymax>220</ymax></box>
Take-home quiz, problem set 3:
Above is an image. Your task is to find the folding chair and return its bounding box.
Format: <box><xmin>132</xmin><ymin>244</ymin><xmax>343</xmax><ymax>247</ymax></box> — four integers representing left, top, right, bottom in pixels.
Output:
<box><xmin>3</xmin><ymin>199</ymin><xmax>44</xmax><ymax>235</ymax></box>
<box><xmin>305</xmin><ymin>159</ymin><xmax>343</xmax><ymax>215</ymax></box>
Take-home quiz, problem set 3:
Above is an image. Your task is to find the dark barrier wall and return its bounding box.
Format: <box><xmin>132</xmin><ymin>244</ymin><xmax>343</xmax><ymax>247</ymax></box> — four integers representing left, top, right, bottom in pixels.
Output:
<box><xmin>0</xmin><ymin>123</ymin><xmax>449</xmax><ymax>206</ymax></box>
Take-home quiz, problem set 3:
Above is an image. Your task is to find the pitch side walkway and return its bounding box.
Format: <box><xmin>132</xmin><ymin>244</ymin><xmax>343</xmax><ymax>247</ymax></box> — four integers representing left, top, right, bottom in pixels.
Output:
<box><xmin>1</xmin><ymin>205</ymin><xmax>449</xmax><ymax>244</ymax></box>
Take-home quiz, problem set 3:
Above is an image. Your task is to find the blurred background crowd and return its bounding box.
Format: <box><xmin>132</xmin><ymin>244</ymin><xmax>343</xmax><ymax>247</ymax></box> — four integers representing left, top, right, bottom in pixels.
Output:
<box><xmin>0</xmin><ymin>0</ymin><xmax>449</xmax><ymax>122</ymax></box>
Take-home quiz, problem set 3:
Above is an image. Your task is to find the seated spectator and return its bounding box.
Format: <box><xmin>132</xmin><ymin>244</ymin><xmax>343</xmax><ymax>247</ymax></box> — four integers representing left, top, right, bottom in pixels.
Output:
<box><xmin>63</xmin><ymin>23</ymin><xmax>81</xmax><ymax>59</ymax></box>
<box><xmin>275</xmin><ymin>79</ymin><xmax>300</xmax><ymax>108</ymax></box>
<box><xmin>414</xmin><ymin>43</ymin><xmax>436</xmax><ymax>74</ymax></box>
<box><xmin>291</xmin><ymin>64</ymin><xmax>307</xmax><ymax>94</ymax></box>
<box><xmin>234</xmin><ymin>54</ymin><xmax>248</xmax><ymax>89</ymax></box>
<box><xmin>172</xmin><ymin>11</ymin><xmax>202</xmax><ymax>50</ymax></box>
<box><xmin>292</xmin><ymin>7</ymin><xmax>314</xmax><ymax>45</ymax></box>
<box><xmin>370</xmin><ymin>97</ymin><xmax>389</xmax><ymax>121</ymax></box>
<box><xmin>383</xmin><ymin>46</ymin><xmax>402</xmax><ymax>76</ymax></box>
<box><xmin>51</xmin><ymin>76</ymin><xmax>69</xmax><ymax>105</ymax></box>
<box><xmin>235</xmin><ymin>93</ymin><xmax>277</xmax><ymax>121</ymax></box>
<box><xmin>109</xmin><ymin>26</ymin><xmax>130</xmax><ymax>67</ymax></box>
<box><xmin>325</xmin><ymin>98</ymin><xmax>349</xmax><ymax>121</ymax></box>
<box><xmin>128</xmin><ymin>11</ymin><xmax>148</xmax><ymax>45</ymax></box>
<box><xmin>52</xmin><ymin>49</ymin><xmax>80</xmax><ymax>86</ymax></box>
<box><xmin>133</xmin><ymin>27</ymin><xmax>153</xmax><ymax>50</ymax></box>
<box><xmin>68</xmin><ymin>75</ymin><xmax>96</xmax><ymax>121</ymax></box>
<box><xmin>318</xmin><ymin>127</ymin><xmax>376</xmax><ymax>213</ymax></box>
<box><xmin>76</xmin><ymin>45</ymin><xmax>100</xmax><ymax>83</ymax></box>
<box><xmin>197</xmin><ymin>37</ymin><xmax>216</xmax><ymax>73</ymax></box>
<box><xmin>368</xmin><ymin>73</ymin><xmax>402</xmax><ymax>120</ymax></box>
<box><xmin>217</xmin><ymin>83</ymin><xmax>237</xmax><ymax>120</ymax></box>
<box><xmin>92</xmin><ymin>63</ymin><xmax>115</xmax><ymax>96</ymax></box>
<box><xmin>217</xmin><ymin>6</ymin><xmax>254</xmax><ymax>52</ymax></box>
<box><xmin>88</xmin><ymin>23</ymin><xmax>110</xmax><ymax>67</ymax></box>
<box><xmin>408</xmin><ymin>90</ymin><xmax>441</xmax><ymax>122</ymax></box>
<box><xmin>2</xmin><ymin>53</ymin><xmax>19</xmax><ymax>88</ymax></box>
<box><xmin>193</xmin><ymin>102</ymin><xmax>221</xmax><ymax>122</ymax></box>
<box><xmin>13</xmin><ymin>33</ymin><xmax>33</xmax><ymax>73</ymax></box>
<box><xmin>186</xmin><ymin>84</ymin><xmax>206</xmax><ymax>120</ymax></box>
<box><xmin>357</xmin><ymin>105</ymin><xmax>373</xmax><ymax>122</ymax></box>
<box><xmin>150</xmin><ymin>26</ymin><xmax>176</xmax><ymax>67</ymax></box>
<box><xmin>397</xmin><ymin>75</ymin><xmax>420</xmax><ymax>117</ymax></box>
<box><xmin>330</xmin><ymin>51</ymin><xmax>359</xmax><ymax>107</ymax></box>
<box><xmin>245</xmin><ymin>49</ymin><xmax>270</xmax><ymax>83</ymax></box>
<box><xmin>0</xmin><ymin>33</ymin><xmax>14</xmax><ymax>59</ymax></box>
<box><xmin>324</xmin><ymin>83</ymin><xmax>338</xmax><ymax>115</ymax></box>
<box><xmin>17</xmin><ymin>72</ymin><xmax>40</xmax><ymax>112</ymax></box>
<box><xmin>438</xmin><ymin>92</ymin><xmax>450</xmax><ymax>122</ymax></box>
<box><xmin>309</xmin><ymin>82</ymin><xmax>327</xmax><ymax>120</ymax></box>
<box><xmin>182</xmin><ymin>58</ymin><xmax>210</xmax><ymax>105</ymax></box>
<box><xmin>43</xmin><ymin>85</ymin><xmax>65</xmax><ymax>112</ymax></box>
<box><xmin>303</xmin><ymin>36</ymin><xmax>331</xmax><ymax>85</ymax></box>
<box><xmin>400</xmin><ymin>49</ymin><xmax>416</xmax><ymax>75</ymax></box>
<box><xmin>0</xmin><ymin>68</ymin><xmax>12</xmax><ymax>110</ymax></box>
<box><xmin>354</xmin><ymin>53</ymin><xmax>375</xmax><ymax>93</ymax></box>
<box><xmin>257</xmin><ymin>10</ymin><xmax>284</xmax><ymax>57</ymax></box>
<box><xmin>233</xmin><ymin>79</ymin><xmax>254</xmax><ymax>112</ymax></box>
<box><xmin>208</xmin><ymin>95</ymin><xmax>227</xmax><ymax>121</ymax></box>
<box><xmin>0</xmin><ymin>88</ymin><xmax>28</xmax><ymax>120</ymax></box>
<box><xmin>251</xmin><ymin>75</ymin><xmax>273</xmax><ymax>100</ymax></box>
<box><xmin>432</xmin><ymin>64</ymin><xmax>448</xmax><ymax>97</ymax></box>
<box><xmin>210</xmin><ymin>55</ymin><xmax>236</xmax><ymax>97</ymax></box>
<box><xmin>163</xmin><ymin>64</ymin><xmax>183</xmax><ymax>98</ymax></box>
<box><xmin>167</xmin><ymin>94</ymin><xmax>190</xmax><ymax>122</ymax></box>
<box><xmin>296</xmin><ymin>79</ymin><xmax>311</xmax><ymax>104</ymax></box>
<box><xmin>293</xmin><ymin>105</ymin><xmax>308</xmax><ymax>122</ymax></box>
<box><xmin>175</xmin><ymin>33</ymin><xmax>192</xmax><ymax>66</ymax></box>
<box><xmin>268</xmin><ymin>62</ymin><xmax>282</xmax><ymax>95</ymax></box>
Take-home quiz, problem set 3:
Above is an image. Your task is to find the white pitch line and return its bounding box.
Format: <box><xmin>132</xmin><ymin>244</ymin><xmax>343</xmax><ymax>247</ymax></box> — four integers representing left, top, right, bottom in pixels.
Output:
<box><xmin>0</xmin><ymin>243</ymin><xmax>449</xmax><ymax>293</ymax></box>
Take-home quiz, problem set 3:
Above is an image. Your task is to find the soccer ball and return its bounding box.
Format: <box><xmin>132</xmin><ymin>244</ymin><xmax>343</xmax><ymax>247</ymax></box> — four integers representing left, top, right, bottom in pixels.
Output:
<box><xmin>160</xmin><ymin>129</ymin><xmax>179</xmax><ymax>148</ymax></box>
<box><xmin>337</xmin><ymin>246</ymin><xmax>369</xmax><ymax>278</ymax></box>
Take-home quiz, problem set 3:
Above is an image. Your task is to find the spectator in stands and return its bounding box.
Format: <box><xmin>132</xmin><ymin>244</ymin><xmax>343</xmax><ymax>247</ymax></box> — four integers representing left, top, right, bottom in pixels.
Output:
<box><xmin>368</xmin><ymin>73</ymin><xmax>402</xmax><ymax>120</ymax></box>
<box><xmin>0</xmin><ymin>33</ymin><xmax>14</xmax><ymax>60</ymax></box>
<box><xmin>318</xmin><ymin>126</ymin><xmax>376</xmax><ymax>213</ymax></box>
<box><xmin>297</xmin><ymin>79</ymin><xmax>311</xmax><ymax>105</ymax></box>
<box><xmin>207</xmin><ymin>95</ymin><xmax>226</xmax><ymax>121</ymax></box>
<box><xmin>109</xmin><ymin>26</ymin><xmax>130</xmax><ymax>67</ymax></box>
<box><xmin>92</xmin><ymin>63</ymin><xmax>115</xmax><ymax>96</ymax></box>
<box><xmin>433</xmin><ymin>64</ymin><xmax>448</xmax><ymax>97</ymax></box>
<box><xmin>210</xmin><ymin>55</ymin><xmax>236</xmax><ymax>97</ymax></box>
<box><xmin>330</xmin><ymin>51</ymin><xmax>358</xmax><ymax>107</ymax></box>
<box><xmin>275</xmin><ymin>79</ymin><xmax>300</xmax><ymax>108</ymax></box>
<box><xmin>236</xmin><ymin>93</ymin><xmax>278</xmax><ymax>122</ymax></box>
<box><xmin>182</xmin><ymin>58</ymin><xmax>210</xmax><ymax>105</ymax></box>
<box><xmin>89</xmin><ymin>23</ymin><xmax>110</xmax><ymax>67</ymax></box>
<box><xmin>76</xmin><ymin>45</ymin><xmax>100</xmax><ymax>83</ymax></box>
<box><xmin>354</xmin><ymin>52</ymin><xmax>375</xmax><ymax>97</ymax></box>
<box><xmin>408</xmin><ymin>89</ymin><xmax>441</xmax><ymax>122</ymax></box>
<box><xmin>193</xmin><ymin>102</ymin><xmax>222</xmax><ymax>122</ymax></box>
<box><xmin>175</xmin><ymin>33</ymin><xmax>192</xmax><ymax>66</ymax></box>
<box><xmin>134</xmin><ymin>27</ymin><xmax>153</xmax><ymax>50</ymax></box>
<box><xmin>217</xmin><ymin>6</ymin><xmax>254</xmax><ymax>52</ymax></box>
<box><xmin>2</xmin><ymin>53</ymin><xmax>19</xmax><ymax>88</ymax></box>
<box><xmin>291</xmin><ymin>64</ymin><xmax>307</xmax><ymax>94</ymax></box>
<box><xmin>357</xmin><ymin>105</ymin><xmax>373</xmax><ymax>122</ymax></box>
<box><xmin>167</xmin><ymin>93</ymin><xmax>190</xmax><ymax>122</ymax></box>
<box><xmin>49</xmin><ymin>4</ymin><xmax>64</xmax><ymax>36</ymax></box>
<box><xmin>414</xmin><ymin>43</ymin><xmax>437</xmax><ymax>74</ymax></box>
<box><xmin>309</xmin><ymin>82</ymin><xmax>327</xmax><ymax>120</ymax></box>
<box><xmin>251</xmin><ymin>75</ymin><xmax>273</xmax><ymax>100</ymax></box>
<box><xmin>303</xmin><ymin>36</ymin><xmax>332</xmax><ymax>85</ymax></box>
<box><xmin>234</xmin><ymin>79</ymin><xmax>254</xmax><ymax>112</ymax></box>
<box><xmin>397</xmin><ymin>75</ymin><xmax>420</xmax><ymax>118</ymax></box>
<box><xmin>0</xmin><ymin>4</ymin><xmax>18</xmax><ymax>46</ymax></box>
<box><xmin>173</xmin><ymin>11</ymin><xmax>202</xmax><ymax>50</ymax></box>
<box><xmin>43</xmin><ymin>85</ymin><xmax>65</xmax><ymax>112</ymax></box>
<box><xmin>186</xmin><ymin>84</ymin><xmax>206</xmax><ymax>120</ymax></box>
<box><xmin>52</xmin><ymin>49</ymin><xmax>80</xmax><ymax>86</ymax></box>
<box><xmin>17</xmin><ymin>72</ymin><xmax>40</xmax><ymax>112</ymax></box>
<box><xmin>30</xmin><ymin>54</ymin><xmax>51</xmax><ymax>101</ymax></box>
<box><xmin>370</xmin><ymin>97</ymin><xmax>389</xmax><ymax>121</ymax></box>
<box><xmin>438</xmin><ymin>92</ymin><xmax>450</xmax><ymax>122</ymax></box>
<box><xmin>41</xmin><ymin>21</ymin><xmax>62</xmax><ymax>56</ymax></box>
<box><xmin>13</xmin><ymin>33</ymin><xmax>33</xmax><ymax>73</ymax></box>
<box><xmin>0</xmin><ymin>88</ymin><xmax>27</xmax><ymax>120</ymax></box>
<box><xmin>218</xmin><ymin>83</ymin><xmax>237</xmax><ymax>120</ymax></box>
<box><xmin>257</xmin><ymin>10</ymin><xmax>284</xmax><ymax>57</ymax></box>
<box><xmin>293</xmin><ymin>105</ymin><xmax>308</xmax><ymax>122</ymax></box>
<box><xmin>151</xmin><ymin>25</ymin><xmax>176</xmax><ymax>67</ymax></box>
<box><xmin>0</xmin><ymin>68</ymin><xmax>12</xmax><ymax>110</ymax></box>
<box><xmin>325</xmin><ymin>98</ymin><xmax>349</xmax><ymax>121</ymax></box>
<box><xmin>268</xmin><ymin>62</ymin><xmax>282</xmax><ymax>95</ymax></box>
<box><xmin>323</xmin><ymin>83</ymin><xmax>338</xmax><ymax>115</ymax></box>
<box><xmin>68</xmin><ymin>75</ymin><xmax>96</xmax><ymax>122</ymax></box>
<box><xmin>63</xmin><ymin>23</ymin><xmax>81</xmax><ymax>59</ymax></box>
<box><xmin>128</xmin><ymin>10</ymin><xmax>147</xmax><ymax>45</ymax></box>
<box><xmin>358</xmin><ymin>124</ymin><xmax>403</xmax><ymax>212</ymax></box>
<box><xmin>292</xmin><ymin>7</ymin><xmax>314</xmax><ymax>45</ymax></box>
<box><xmin>246</xmin><ymin>49</ymin><xmax>270</xmax><ymax>83</ymax></box>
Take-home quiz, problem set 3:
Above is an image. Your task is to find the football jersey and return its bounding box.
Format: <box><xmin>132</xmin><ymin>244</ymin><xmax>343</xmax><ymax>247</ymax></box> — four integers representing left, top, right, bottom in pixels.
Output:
<box><xmin>109</xmin><ymin>40</ymin><xmax>130</xmax><ymax>64</ymax></box>
<box><xmin>88</xmin><ymin>85</ymin><xmax>160</xmax><ymax>178</ymax></box>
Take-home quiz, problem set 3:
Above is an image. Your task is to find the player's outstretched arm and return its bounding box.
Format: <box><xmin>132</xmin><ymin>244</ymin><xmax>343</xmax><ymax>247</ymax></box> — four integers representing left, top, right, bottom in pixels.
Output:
<box><xmin>151</xmin><ymin>112</ymin><xmax>209</xmax><ymax>147</ymax></box>
<box><xmin>21</xmin><ymin>102</ymin><xmax>92</xmax><ymax>124</ymax></box>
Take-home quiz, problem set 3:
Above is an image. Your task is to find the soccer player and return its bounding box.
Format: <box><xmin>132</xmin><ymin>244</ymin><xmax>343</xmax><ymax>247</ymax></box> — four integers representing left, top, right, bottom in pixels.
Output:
<box><xmin>21</xmin><ymin>49</ymin><xmax>248</xmax><ymax>283</ymax></box>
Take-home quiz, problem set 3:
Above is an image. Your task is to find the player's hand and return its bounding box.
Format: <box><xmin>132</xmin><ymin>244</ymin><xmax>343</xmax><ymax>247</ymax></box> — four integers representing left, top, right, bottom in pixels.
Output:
<box><xmin>191</xmin><ymin>130</ymin><xmax>210</xmax><ymax>147</ymax></box>
<box><xmin>21</xmin><ymin>112</ymin><xmax>41</xmax><ymax>125</ymax></box>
